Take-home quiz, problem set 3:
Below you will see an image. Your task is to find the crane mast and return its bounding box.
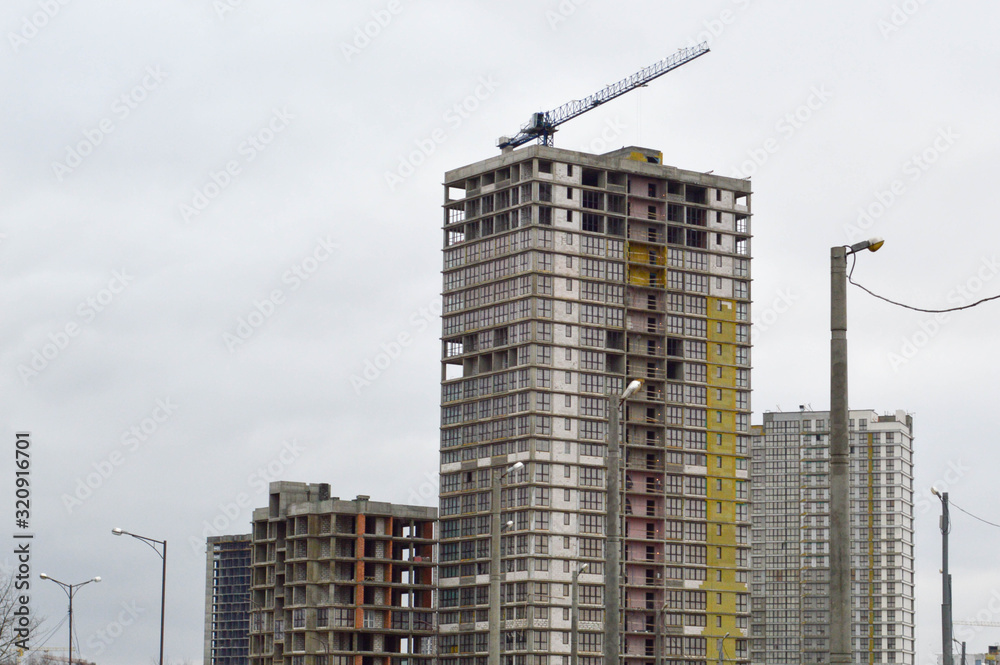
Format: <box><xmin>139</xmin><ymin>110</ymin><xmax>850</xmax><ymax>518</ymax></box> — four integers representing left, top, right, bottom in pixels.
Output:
<box><xmin>497</xmin><ymin>42</ymin><xmax>709</xmax><ymax>150</ymax></box>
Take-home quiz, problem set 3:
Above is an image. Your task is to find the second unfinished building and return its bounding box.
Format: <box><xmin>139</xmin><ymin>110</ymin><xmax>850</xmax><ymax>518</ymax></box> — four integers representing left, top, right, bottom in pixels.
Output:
<box><xmin>249</xmin><ymin>482</ymin><xmax>437</xmax><ymax>665</ymax></box>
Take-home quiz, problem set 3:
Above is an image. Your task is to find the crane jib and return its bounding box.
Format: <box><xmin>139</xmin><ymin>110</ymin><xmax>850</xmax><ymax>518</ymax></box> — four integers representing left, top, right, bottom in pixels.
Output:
<box><xmin>497</xmin><ymin>42</ymin><xmax>709</xmax><ymax>150</ymax></box>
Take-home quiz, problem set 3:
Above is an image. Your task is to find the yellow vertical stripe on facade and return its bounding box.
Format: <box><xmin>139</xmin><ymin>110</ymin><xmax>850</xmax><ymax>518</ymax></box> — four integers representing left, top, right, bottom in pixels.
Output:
<box><xmin>703</xmin><ymin>296</ymin><xmax>742</xmax><ymax>655</ymax></box>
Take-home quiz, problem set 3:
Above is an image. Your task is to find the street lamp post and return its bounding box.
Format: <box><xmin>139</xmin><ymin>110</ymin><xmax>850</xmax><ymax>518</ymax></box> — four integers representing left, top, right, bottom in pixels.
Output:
<box><xmin>933</xmin><ymin>488</ymin><xmax>953</xmax><ymax>665</ymax></box>
<box><xmin>655</xmin><ymin>603</ymin><xmax>668</xmax><ymax>665</ymax></box>
<box><xmin>113</xmin><ymin>527</ymin><xmax>167</xmax><ymax>665</ymax></box>
<box><xmin>953</xmin><ymin>639</ymin><xmax>966</xmax><ymax>665</ymax></box>
<box><xmin>717</xmin><ymin>632</ymin><xmax>728</xmax><ymax>665</ymax></box>
<box><xmin>490</xmin><ymin>461</ymin><xmax>524</xmax><ymax>665</ymax></box>
<box><xmin>571</xmin><ymin>563</ymin><xmax>589</xmax><ymax>665</ymax></box>
<box><xmin>412</xmin><ymin>616</ymin><xmax>439</xmax><ymax>665</ymax></box>
<box><xmin>830</xmin><ymin>238</ymin><xmax>883</xmax><ymax>665</ymax></box>
<box><xmin>605</xmin><ymin>379</ymin><xmax>642</xmax><ymax>665</ymax></box>
<box><xmin>38</xmin><ymin>573</ymin><xmax>100</xmax><ymax>665</ymax></box>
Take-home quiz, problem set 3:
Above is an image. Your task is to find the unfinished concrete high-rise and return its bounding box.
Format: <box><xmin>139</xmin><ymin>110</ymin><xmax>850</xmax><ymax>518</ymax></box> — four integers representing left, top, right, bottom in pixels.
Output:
<box><xmin>749</xmin><ymin>409</ymin><xmax>915</xmax><ymax>665</ymax></box>
<box><xmin>439</xmin><ymin>146</ymin><xmax>753</xmax><ymax>665</ymax></box>
<box><xmin>248</xmin><ymin>482</ymin><xmax>437</xmax><ymax>665</ymax></box>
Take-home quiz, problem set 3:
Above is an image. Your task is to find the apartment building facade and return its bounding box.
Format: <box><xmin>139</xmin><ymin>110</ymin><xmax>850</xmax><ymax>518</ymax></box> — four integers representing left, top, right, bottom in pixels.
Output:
<box><xmin>249</xmin><ymin>483</ymin><xmax>437</xmax><ymax>665</ymax></box>
<box><xmin>749</xmin><ymin>409</ymin><xmax>915</xmax><ymax>665</ymax></box>
<box><xmin>205</xmin><ymin>534</ymin><xmax>253</xmax><ymax>665</ymax></box>
<box><xmin>439</xmin><ymin>145</ymin><xmax>753</xmax><ymax>665</ymax></box>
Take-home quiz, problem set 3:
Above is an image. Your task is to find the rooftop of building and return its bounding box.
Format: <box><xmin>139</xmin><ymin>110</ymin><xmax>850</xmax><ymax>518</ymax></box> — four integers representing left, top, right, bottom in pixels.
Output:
<box><xmin>444</xmin><ymin>144</ymin><xmax>752</xmax><ymax>192</ymax></box>
<box><xmin>758</xmin><ymin>408</ymin><xmax>914</xmax><ymax>435</ymax></box>
<box><xmin>253</xmin><ymin>481</ymin><xmax>438</xmax><ymax>521</ymax></box>
<box><xmin>207</xmin><ymin>533</ymin><xmax>251</xmax><ymax>545</ymax></box>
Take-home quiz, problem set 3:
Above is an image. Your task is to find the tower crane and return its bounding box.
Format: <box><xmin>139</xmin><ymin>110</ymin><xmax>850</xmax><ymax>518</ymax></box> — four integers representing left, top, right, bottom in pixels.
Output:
<box><xmin>497</xmin><ymin>42</ymin><xmax>709</xmax><ymax>151</ymax></box>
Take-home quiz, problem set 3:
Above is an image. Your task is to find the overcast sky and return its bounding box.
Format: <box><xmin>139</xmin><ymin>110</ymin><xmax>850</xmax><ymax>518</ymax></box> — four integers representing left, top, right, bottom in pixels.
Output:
<box><xmin>3</xmin><ymin>1</ymin><xmax>1000</xmax><ymax>663</ymax></box>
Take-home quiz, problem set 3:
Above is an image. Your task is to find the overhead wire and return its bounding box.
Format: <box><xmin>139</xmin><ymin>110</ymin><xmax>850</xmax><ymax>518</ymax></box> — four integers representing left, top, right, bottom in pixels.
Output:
<box><xmin>950</xmin><ymin>499</ymin><xmax>1000</xmax><ymax>529</ymax></box>
<box><xmin>847</xmin><ymin>252</ymin><xmax>1000</xmax><ymax>313</ymax></box>
<box><xmin>32</xmin><ymin>612</ymin><xmax>69</xmax><ymax>649</ymax></box>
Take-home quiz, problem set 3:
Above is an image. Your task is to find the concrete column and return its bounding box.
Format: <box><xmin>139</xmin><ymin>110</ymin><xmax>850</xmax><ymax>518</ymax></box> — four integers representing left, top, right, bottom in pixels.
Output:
<box><xmin>829</xmin><ymin>246</ymin><xmax>851</xmax><ymax>665</ymax></box>
<box><xmin>941</xmin><ymin>491</ymin><xmax>953</xmax><ymax>665</ymax></box>
<box><xmin>490</xmin><ymin>468</ymin><xmax>502</xmax><ymax>665</ymax></box>
<box><xmin>605</xmin><ymin>395</ymin><xmax>621</xmax><ymax>665</ymax></box>
<box><xmin>572</xmin><ymin>566</ymin><xmax>585</xmax><ymax>665</ymax></box>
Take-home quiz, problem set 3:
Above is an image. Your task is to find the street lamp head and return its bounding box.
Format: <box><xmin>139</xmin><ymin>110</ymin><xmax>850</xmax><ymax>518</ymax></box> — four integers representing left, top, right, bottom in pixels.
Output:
<box><xmin>93</xmin><ymin>577</ymin><xmax>102</xmax><ymax>583</ymax></box>
<box><xmin>848</xmin><ymin>237</ymin><xmax>885</xmax><ymax>254</ymax></box>
<box><xmin>39</xmin><ymin>573</ymin><xmax>48</xmax><ymax>580</ymax></box>
<box><xmin>580</xmin><ymin>563</ymin><xmax>588</xmax><ymax>571</ymax></box>
<box><xmin>509</xmin><ymin>461</ymin><xmax>524</xmax><ymax>472</ymax></box>
<box><xmin>621</xmin><ymin>379</ymin><xmax>643</xmax><ymax>400</ymax></box>
<box><xmin>112</xmin><ymin>527</ymin><xmax>124</xmax><ymax>536</ymax></box>
<box><xmin>504</xmin><ymin>520</ymin><xmax>514</xmax><ymax>528</ymax></box>
<box><xmin>931</xmin><ymin>486</ymin><xmax>940</xmax><ymax>497</ymax></box>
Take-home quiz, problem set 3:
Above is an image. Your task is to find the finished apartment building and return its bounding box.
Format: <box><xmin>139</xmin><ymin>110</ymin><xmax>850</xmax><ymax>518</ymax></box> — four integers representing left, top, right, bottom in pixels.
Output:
<box><xmin>205</xmin><ymin>534</ymin><xmax>253</xmax><ymax>665</ymax></box>
<box><xmin>749</xmin><ymin>409</ymin><xmax>915</xmax><ymax>665</ymax></box>
<box><xmin>439</xmin><ymin>146</ymin><xmax>753</xmax><ymax>665</ymax></box>
<box><xmin>249</xmin><ymin>483</ymin><xmax>437</xmax><ymax>665</ymax></box>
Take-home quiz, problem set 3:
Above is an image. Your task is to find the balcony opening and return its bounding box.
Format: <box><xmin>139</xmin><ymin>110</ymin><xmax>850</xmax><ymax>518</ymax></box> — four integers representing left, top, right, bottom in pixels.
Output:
<box><xmin>685</xmin><ymin>185</ymin><xmax>707</xmax><ymax>204</ymax></box>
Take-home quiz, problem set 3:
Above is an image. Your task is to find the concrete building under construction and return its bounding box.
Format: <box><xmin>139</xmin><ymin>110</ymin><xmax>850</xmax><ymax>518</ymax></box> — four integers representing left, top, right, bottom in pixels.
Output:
<box><xmin>248</xmin><ymin>482</ymin><xmax>437</xmax><ymax>665</ymax></box>
<box><xmin>439</xmin><ymin>145</ymin><xmax>753</xmax><ymax>665</ymax></box>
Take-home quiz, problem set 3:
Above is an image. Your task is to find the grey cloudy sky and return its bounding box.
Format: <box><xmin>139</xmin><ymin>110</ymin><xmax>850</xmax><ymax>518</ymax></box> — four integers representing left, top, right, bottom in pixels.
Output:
<box><xmin>2</xmin><ymin>1</ymin><xmax>999</xmax><ymax>663</ymax></box>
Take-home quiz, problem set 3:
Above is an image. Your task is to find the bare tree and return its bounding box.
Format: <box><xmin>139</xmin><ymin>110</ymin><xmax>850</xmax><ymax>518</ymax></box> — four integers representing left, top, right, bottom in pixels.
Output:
<box><xmin>0</xmin><ymin>572</ymin><xmax>44</xmax><ymax>665</ymax></box>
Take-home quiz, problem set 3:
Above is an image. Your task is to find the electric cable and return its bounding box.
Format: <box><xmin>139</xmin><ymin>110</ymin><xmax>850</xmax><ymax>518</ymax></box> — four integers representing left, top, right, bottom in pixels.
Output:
<box><xmin>950</xmin><ymin>499</ymin><xmax>1000</xmax><ymax>529</ymax></box>
<box><xmin>847</xmin><ymin>253</ymin><xmax>1000</xmax><ymax>313</ymax></box>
